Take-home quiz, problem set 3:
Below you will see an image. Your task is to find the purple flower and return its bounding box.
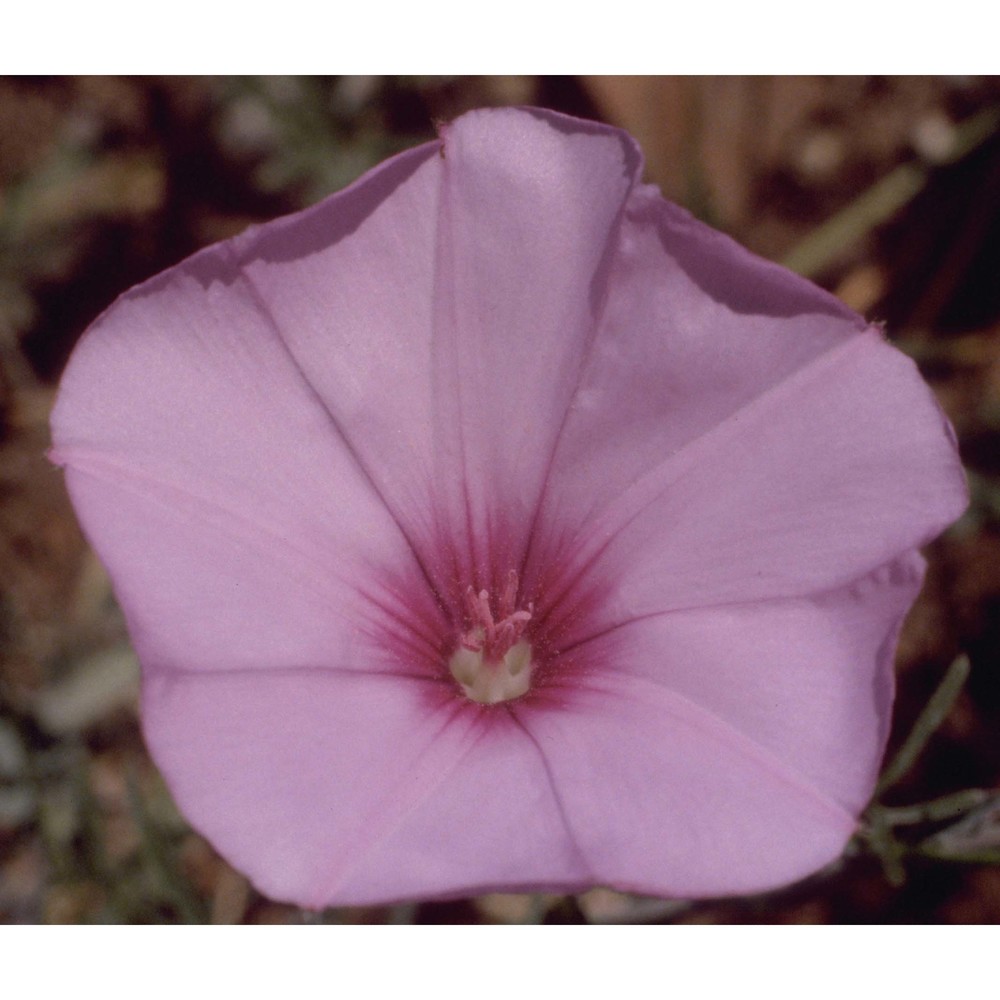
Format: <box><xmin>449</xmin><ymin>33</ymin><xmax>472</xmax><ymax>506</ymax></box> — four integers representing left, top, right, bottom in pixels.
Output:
<box><xmin>50</xmin><ymin>107</ymin><xmax>967</xmax><ymax>907</ymax></box>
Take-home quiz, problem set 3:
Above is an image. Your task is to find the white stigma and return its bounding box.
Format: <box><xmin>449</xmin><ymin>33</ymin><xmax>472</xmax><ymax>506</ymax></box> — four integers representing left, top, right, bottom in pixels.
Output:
<box><xmin>449</xmin><ymin>638</ymin><xmax>533</xmax><ymax>705</ymax></box>
<box><xmin>448</xmin><ymin>570</ymin><xmax>534</xmax><ymax>705</ymax></box>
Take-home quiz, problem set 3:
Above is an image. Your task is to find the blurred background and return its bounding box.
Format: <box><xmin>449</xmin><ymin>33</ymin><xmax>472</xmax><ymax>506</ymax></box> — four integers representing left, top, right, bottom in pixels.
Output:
<box><xmin>2</xmin><ymin>75</ymin><xmax>1000</xmax><ymax>924</ymax></box>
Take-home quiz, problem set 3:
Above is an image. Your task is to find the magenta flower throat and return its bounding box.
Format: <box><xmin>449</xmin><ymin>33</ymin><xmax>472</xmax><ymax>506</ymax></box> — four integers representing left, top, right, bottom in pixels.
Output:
<box><xmin>49</xmin><ymin>107</ymin><xmax>967</xmax><ymax>907</ymax></box>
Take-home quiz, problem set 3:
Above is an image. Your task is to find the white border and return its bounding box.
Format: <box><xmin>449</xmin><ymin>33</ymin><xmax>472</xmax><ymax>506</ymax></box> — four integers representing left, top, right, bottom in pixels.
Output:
<box><xmin>11</xmin><ymin>3</ymin><xmax>998</xmax><ymax>74</ymax></box>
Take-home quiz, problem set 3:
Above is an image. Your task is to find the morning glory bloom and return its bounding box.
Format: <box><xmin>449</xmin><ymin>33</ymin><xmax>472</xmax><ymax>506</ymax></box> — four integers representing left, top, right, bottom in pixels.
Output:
<box><xmin>50</xmin><ymin>107</ymin><xmax>967</xmax><ymax>907</ymax></box>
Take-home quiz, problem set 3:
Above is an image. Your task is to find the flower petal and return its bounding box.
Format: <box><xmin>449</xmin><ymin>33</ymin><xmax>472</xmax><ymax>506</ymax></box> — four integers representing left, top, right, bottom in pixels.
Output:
<box><xmin>49</xmin><ymin>151</ymin><xmax>447</xmax><ymax>672</ymax></box>
<box><xmin>143</xmin><ymin>671</ymin><xmax>589</xmax><ymax>906</ymax></box>
<box><xmin>533</xmin><ymin>189</ymin><xmax>863</xmax><ymax>533</ymax></box>
<box><xmin>530</xmin><ymin>192</ymin><xmax>966</xmax><ymax>630</ymax></box>
<box><xmin>231</xmin><ymin>142</ymin><xmax>447</xmax><ymax>565</ymax></box>
<box><xmin>578</xmin><ymin>553</ymin><xmax>924</xmax><ymax>817</ymax></box>
<box><xmin>547</xmin><ymin>331</ymin><xmax>965</xmax><ymax>636</ymax></box>
<box><xmin>425</xmin><ymin>108</ymin><xmax>641</xmax><ymax>580</ymax></box>
<box><xmin>223</xmin><ymin>108</ymin><xmax>643</xmax><ymax>593</ymax></box>
<box><xmin>517</xmin><ymin>673</ymin><xmax>858</xmax><ymax>898</ymax></box>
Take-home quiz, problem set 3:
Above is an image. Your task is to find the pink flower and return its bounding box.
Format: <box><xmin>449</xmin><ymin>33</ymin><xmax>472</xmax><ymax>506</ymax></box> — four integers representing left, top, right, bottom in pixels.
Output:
<box><xmin>50</xmin><ymin>107</ymin><xmax>966</xmax><ymax>908</ymax></box>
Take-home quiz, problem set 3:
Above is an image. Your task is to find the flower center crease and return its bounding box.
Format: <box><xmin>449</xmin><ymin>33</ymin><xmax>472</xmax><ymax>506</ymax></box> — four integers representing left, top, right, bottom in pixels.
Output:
<box><xmin>448</xmin><ymin>570</ymin><xmax>534</xmax><ymax>705</ymax></box>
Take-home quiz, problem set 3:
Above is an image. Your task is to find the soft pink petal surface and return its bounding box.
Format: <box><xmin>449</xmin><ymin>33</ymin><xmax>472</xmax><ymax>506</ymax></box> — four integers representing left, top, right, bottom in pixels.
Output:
<box><xmin>143</xmin><ymin>671</ymin><xmax>585</xmax><ymax>906</ymax></box>
<box><xmin>534</xmin><ymin>186</ymin><xmax>865</xmax><ymax>532</ymax></box>
<box><xmin>50</xmin><ymin>250</ymin><xmax>428</xmax><ymax>673</ymax></box>
<box><xmin>235</xmin><ymin>108</ymin><xmax>640</xmax><ymax>590</ymax></box>
<box><xmin>539</xmin><ymin>330</ymin><xmax>966</xmax><ymax>643</ymax></box>
<box><xmin>425</xmin><ymin>110</ymin><xmax>639</xmax><ymax>581</ymax></box>
<box><xmin>515</xmin><ymin>674</ymin><xmax>856</xmax><ymax>898</ymax></box>
<box><xmin>577</xmin><ymin>553</ymin><xmax>925</xmax><ymax>816</ymax></box>
<box><xmin>226</xmin><ymin>142</ymin><xmax>445</xmax><ymax>563</ymax></box>
<box><xmin>528</xmin><ymin>191</ymin><xmax>966</xmax><ymax>639</ymax></box>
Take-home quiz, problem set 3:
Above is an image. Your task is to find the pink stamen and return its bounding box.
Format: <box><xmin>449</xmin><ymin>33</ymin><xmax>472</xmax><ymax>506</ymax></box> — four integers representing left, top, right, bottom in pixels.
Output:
<box><xmin>460</xmin><ymin>571</ymin><xmax>533</xmax><ymax>662</ymax></box>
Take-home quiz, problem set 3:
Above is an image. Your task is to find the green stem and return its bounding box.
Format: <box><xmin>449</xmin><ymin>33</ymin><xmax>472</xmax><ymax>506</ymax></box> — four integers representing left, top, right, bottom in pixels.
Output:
<box><xmin>871</xmin><ymin>788</ymin><xmax>992</xmax><ymax>827</ymax></box>
<box><xmin>876</xmin><ymin>654</ymin><xmax>970</xmax><ymax>796</ymax></box>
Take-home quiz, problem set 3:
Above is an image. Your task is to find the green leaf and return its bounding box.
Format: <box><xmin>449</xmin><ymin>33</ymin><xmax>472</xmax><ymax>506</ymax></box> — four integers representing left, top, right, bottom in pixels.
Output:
<box><xmin>783</xmin><ymin>105</ymin><xmax>1000</xmax><ymax>279</ymax></box>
